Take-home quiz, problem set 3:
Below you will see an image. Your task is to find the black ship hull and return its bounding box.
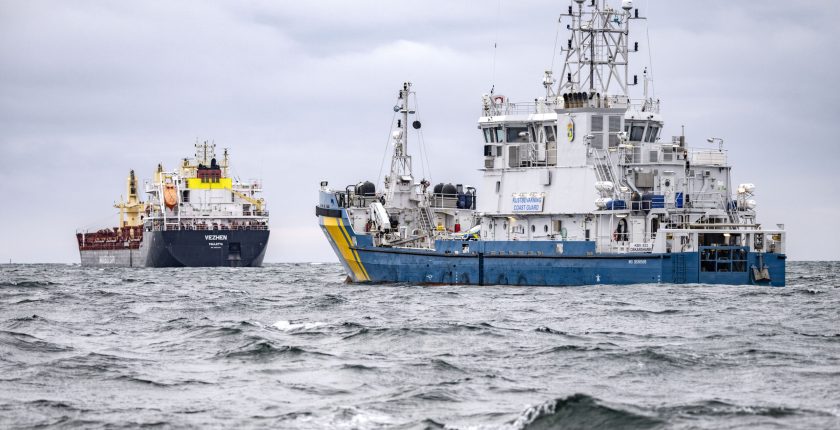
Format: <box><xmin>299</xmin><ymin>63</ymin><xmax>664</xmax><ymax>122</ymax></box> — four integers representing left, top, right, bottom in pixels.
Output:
<box><xmin>144</xmin><ymin>230</ymin><xmax>269</xmax><ymax>267</ymax></box>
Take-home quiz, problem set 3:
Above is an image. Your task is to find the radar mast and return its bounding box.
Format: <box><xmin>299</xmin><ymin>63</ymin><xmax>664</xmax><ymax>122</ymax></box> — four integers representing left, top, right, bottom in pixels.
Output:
<box><xmin>557</xmin><ymin>0</ymin><xmax>642</xmax><ymax>98</ymax></box>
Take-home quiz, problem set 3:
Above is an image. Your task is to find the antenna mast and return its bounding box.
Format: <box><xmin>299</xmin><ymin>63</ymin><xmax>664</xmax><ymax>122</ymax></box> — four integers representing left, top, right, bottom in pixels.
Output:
<box><xmin>389</xmin><ymin>82</ymin><xmax>413</xmax><ymax>181</ymax></box>
<box><xmin>384</xmin><ymin>82</ymin><xmax>417</xmax><ymax>205</ymax></box>
<box><xmin>557</xmin><ymin>0</ymin><xmax>642</xmax><ymax>97</ymax></box>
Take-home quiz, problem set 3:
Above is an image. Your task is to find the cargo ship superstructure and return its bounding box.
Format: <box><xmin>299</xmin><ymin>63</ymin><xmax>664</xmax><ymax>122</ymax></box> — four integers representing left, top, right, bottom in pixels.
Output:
<box><xmin>316</xmin><ymin>0</ymin><xmax>785</xmax><ymax>286</ymax></box>
<box><xmin>77</xmin><ymin>142</ymin><xmax>269</xmax><ymax>267</ymax></box>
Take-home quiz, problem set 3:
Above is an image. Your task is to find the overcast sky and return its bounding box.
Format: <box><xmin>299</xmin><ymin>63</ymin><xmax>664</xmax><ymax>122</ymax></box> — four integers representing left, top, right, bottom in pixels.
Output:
<box><xmin>1</xmin><ymin>0</ymin><xmax>838</xmax><ymax>263</ymax></box>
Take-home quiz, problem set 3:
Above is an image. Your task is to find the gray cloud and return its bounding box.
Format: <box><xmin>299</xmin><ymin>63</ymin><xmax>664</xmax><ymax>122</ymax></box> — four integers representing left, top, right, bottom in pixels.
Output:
<box><xmin>1</xmin><ymin>0</ymin><xmax>838</xmax><ymax>262</ymax></box>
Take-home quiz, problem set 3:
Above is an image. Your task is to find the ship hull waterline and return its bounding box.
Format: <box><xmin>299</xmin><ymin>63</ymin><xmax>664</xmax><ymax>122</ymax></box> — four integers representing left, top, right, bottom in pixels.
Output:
<box><xmin>79</xmin><ymin>229</ymin><xmax>269</xmax><ymax>268</ymax></box>
<box><xmin>318</xmin><ymin>212</ymin><xmax>785</xmax><ymax>287</ymax></box>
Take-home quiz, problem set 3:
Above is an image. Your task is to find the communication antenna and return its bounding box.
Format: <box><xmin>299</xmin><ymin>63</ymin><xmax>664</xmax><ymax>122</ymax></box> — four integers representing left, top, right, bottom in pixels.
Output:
<box><xmin>557</xmin><ymin>0</ymin><xmax>644</xmax><ymax>97</ymax></box>
<box><xmin>490</xmin><ymin>0</ymin><xmax>501</xmax><ymax>92</ymax></box>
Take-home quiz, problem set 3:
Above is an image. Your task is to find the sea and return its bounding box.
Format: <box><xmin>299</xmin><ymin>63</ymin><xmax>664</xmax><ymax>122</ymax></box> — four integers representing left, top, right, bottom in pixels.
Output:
<box><xmin>1</xmin><ymin>262</ymin><xmax>838</xmax><ymax>429</ymax></box>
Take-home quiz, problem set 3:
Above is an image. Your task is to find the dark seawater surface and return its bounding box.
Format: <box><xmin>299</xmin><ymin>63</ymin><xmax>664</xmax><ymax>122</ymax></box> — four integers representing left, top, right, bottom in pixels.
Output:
<box><xmin>1</xmin><ymin>262</ymin><xmax>838</xmax><ymax>429</ymax></box>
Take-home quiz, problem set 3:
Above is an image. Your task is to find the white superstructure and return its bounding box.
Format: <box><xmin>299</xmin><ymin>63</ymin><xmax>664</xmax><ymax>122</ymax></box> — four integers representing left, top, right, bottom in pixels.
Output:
<box><xmin>476</xmin><ymin>0</ymin><xmax>784</xmax><ymax>257</ymax></box>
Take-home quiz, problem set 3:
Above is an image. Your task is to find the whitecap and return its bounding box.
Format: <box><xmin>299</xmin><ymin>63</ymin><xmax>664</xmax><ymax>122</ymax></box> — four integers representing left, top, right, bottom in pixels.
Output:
<box><xmin>272</xmin><ymin>320</ymin><xmax>327</xmax><ymax>332</ymax></box>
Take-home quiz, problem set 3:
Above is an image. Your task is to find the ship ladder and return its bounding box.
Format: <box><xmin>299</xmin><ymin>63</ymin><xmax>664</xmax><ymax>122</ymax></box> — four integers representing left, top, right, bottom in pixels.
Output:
<box><xmin>417</xmin><ymin>207</ymin><xmax>434</xmax><ymax>233</ymax></box>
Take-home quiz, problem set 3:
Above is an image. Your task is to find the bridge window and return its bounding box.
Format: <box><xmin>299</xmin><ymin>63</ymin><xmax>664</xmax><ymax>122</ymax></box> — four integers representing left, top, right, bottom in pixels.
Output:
<box><xmin>506</xmin><ymin>127</ymin><xmax>529</xmax><ymax>143</ymax></box>
<box><xmin>544</xmin><ymin>125</ymin><xmax>556</xmax><ymax>142</ymax></box>
<box><xmin>608</xmin><ymin>115</ymin><xmax>621</xmax><ymax>148</ymax></box>
<box><xmin>483</xmin><ymin>128</ymin><xmax>495</xmax><ymax>143</ymax></box>
<box><xmin>645</xmin><ymin>125</ymin><xmax>660</xmax><ymax>142</ymax></box>
<box><xmin>630</xmin><ymin>124</ymin><xmax>645</xmax><ymax>141</ymax></box>
<box><xmin>591</xmin><ymin>115</ymin><xmax>604</xmax><ymax>149</ymax></box>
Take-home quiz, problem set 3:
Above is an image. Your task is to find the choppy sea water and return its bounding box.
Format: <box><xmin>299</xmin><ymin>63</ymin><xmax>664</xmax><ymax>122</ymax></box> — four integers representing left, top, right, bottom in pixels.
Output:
<box><xmin>0</xmin><ymin>262</ymin><xmax>838</xmax><ymax>429</ymax></box>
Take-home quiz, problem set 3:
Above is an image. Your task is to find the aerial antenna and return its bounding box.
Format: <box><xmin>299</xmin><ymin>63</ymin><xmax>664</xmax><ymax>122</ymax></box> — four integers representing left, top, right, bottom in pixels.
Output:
<box><xmin>490</xmin><ymin>0</ymin><xmax>501</xmax><ymax>92</ymax></box>
<box><xmin>645</xmin><ymin>0</ymin><xmax>655</xmax><ymax>97</ymax></box>
<box><xmin>550</xmin><ymin>11</ymin><xmax>562</xmax><ymax>75</ymax></box>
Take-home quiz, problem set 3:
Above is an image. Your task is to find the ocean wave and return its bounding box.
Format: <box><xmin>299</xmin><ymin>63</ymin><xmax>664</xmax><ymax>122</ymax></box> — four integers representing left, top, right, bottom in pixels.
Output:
<box><xmin>339</xmin><ymin>363</ymin><xmax>379</xmax><ymax>372</ymax></box>
<box><xmin>0</xmin><ymin>330</ymin><xmax>73</xmax><ymax>354</ymax></box>
<box><xmin>217</xmin><ymin>339</ymin><xmax>332</xmax><ymax>360</ymax></box>
<box><xmin>535</xmin><ymin>326</ymin><xmax>568</xmax><ymax>335</ymax></box>
<box><xmin>407</xmin><ymin>387</ymin><xmax>460</xmax><ymax>402</ymax></box>
<box><xmin>660</xmin><ymin>399</ymin><xmax>833</xmax><ymax>419</ymax></box>
<box><xmin>607</xmin><ymin>347</ymin><xmax>700</xmax><ymax>369</ymax></box>
<box><xmin>538</xmin><ymin>343</ymin><xmax>616</xmax><ymax>354</ymax></box>
<box><xmin>795</xmin><ymin>331</ymin><xmax>840</xmax><ymax>340</ymax></box>
<box><xmin>509</xmin><ymin>394</ymin><xmax>663</xmax><ymax>430</ymax></box>
<box><xmin>114</xmin><ymin>375</ymin><xmax>212</xmax><ymax>388</ymax></box>
<box><xmin>615</xmin><ymin>309</ymin><xmax>681</xmax><ymax>315</ymax></box>
<box><xmin>409</xmin><ymin>358</ymin><xmax>464</xmax><ymax>373</ymax></box>
<box><xmin>287</xmin><ymin>383</ymin><xmax>351</xmax><ymax>396</ymax></box>
<box><xmin>272</xmin><ymin>320</ymin><xmax>328</xmax><ymax>332</ymax></box>
<box><xmin>0</xmin><ymin>280</ymin><xmax>56</xmax><ymax>288</ymax></box>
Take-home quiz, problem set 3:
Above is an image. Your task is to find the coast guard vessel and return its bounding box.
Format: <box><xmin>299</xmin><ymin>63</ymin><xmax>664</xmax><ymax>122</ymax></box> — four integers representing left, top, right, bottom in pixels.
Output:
<box><xmin>76</xmin><ymin>142</ymin><xmax>269</xmax><ymax>267</ymax></box>
<box><xmin>316</xmin><ymin>0</ymin><xmax>786</xmax><ymax>286</ymax></box>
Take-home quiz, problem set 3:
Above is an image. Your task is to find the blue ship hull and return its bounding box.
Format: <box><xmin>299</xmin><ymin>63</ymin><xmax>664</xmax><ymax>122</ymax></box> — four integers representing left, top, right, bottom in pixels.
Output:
<box><xmin>318</xmin><ymin>210</ymin><xmax>785</xmax><ymax>287</ymax></box>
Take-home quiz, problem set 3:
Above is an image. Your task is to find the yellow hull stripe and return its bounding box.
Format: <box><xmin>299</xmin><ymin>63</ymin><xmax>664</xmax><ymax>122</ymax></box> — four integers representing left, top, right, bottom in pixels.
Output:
<box><xmin>322</xmin><ymin>217</ymin><xmax>369</xmax><ymax>281</ymax></box>
<box><xmin>337</xmin><ymin>219</ymin><xmax>370</xmax><ymax>280</ymax></box>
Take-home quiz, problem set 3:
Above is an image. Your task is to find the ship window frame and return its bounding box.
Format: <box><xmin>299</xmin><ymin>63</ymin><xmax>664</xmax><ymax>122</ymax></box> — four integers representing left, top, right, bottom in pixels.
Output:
<box><xmin>630</xmin><ymin>123</ymin><xmax>645</xmax><ymax>141</ymax></box>
<box><xmin>495</xmin><ymin>128</ymin><xmax>505</xmax><ymax>143</ymax></box>
<box><xmin>645</xmin><ymin>125</ymin><xmax>660</xmax><ymax>142</ymax></box>
<box><xmin>528</xmin><ymin>124</ymin><xmax>538</xmax><ymax>143</ymax></box>
<box><xmin>544</xmin><ymin>125</ymin><xmax>556</xmax><ymax>143</ymax></box>
<box><xmin>506</xmin><ymin>126</ymin><xmax>529</xmax><ymax>143</ymax></box>
<box><xmin>591</xmin><ymin>115</ymin><xmax>604</xmax><ymax>149</ymax></box>
<box><xmin>483</xmin><ymin>128</ymin><xmax>495</xmax><ymax>143</ymax></box>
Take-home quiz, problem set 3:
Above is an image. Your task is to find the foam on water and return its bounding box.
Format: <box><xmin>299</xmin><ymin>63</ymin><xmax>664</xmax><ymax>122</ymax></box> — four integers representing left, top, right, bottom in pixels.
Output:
<box><xmin>272</xmin><ymin>320</ymin><xmax>328</xmax><ymax>332</ymax></box>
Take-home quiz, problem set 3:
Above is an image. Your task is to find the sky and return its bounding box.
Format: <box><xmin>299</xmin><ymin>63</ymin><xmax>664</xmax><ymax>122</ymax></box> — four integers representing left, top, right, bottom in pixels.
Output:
<box><xmin>1</xmin><ymin>0</ymin><xmax>839</xmax><ymax>263</ymax></box>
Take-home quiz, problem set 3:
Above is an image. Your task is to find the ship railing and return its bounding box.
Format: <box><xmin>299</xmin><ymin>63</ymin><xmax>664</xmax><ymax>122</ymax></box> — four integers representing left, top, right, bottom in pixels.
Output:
<box><xmin>335</xmin><ymin>192</ymin><xmax>381</xmax><ymax>209</ymax></box>
<box><xmin>148</xmin><ymin>220</ymin><xmax>269</xmax><ymax>232</ymax></box>
<box><xmin>429</xmin><ymin>193</ymin><xmax>476</xmax><ymax>210</ymax></box>
<box><xmin>147</xmin><ymin>210</ymin><xmax>269</xmax><ymax>218</ymax></box>
<box><xmin>683</xmin><ymin>192</ymin><xmax>727</xmax><ymax>210</ymax></box>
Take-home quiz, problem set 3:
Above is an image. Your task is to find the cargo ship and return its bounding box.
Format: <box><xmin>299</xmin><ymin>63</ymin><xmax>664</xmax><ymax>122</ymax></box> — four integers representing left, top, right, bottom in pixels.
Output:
<box><xmin>316</xmin><ymin>0</ymin><xmax>786</xmax><ymax>286</ymax></box>
<box><xmin>76</xmin><ymin>142</ymin><xmax>269</xmax><ymax>267</ymax></box>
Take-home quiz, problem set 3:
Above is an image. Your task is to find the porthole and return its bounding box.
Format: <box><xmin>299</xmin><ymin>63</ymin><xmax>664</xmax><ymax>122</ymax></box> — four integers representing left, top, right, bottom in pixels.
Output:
<box><xmin>531</xmin><ymin>225</ymin><xmax>535</xmax><ymax>232</ymax></box>
<box><xmin>544</xmin><ymin>225</ymin><xmax>548</xmax><ymax>232</ymax></box>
